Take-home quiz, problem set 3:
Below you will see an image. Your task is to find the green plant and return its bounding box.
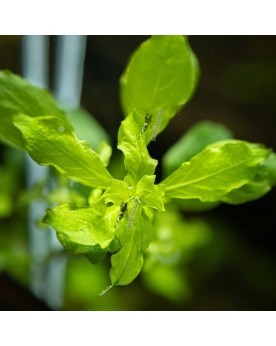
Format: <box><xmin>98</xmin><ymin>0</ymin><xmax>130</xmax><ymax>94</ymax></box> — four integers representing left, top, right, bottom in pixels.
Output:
<box><xmin>0</xmin><ymin>35</ymin><xmax>275</xmax><ymax>292</ymax></box>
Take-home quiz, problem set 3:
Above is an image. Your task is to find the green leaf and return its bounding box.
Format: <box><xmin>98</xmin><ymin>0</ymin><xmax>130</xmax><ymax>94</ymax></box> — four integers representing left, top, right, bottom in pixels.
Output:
<box><xmin>102</xmin><ymin>179</ymin><xmax>133</xmax><ymax>206</ymax></box>
<box><xmin>14</xmin><ymin>114</ymin><xmax>113</xmax><ymax>188</ymax></box>
<box><xmin>162</xmin><ymin>140</ymin><xmax>271</xmax><ymax>203</ymax></box>
<box><xmin>142</xmin><ymin>264</ymin><xmax>190</xmax><ymax>303</ymax></box>
<box><xmin>222</xmin><ymin>152</ymin><xmax>276</xmax><ymax>204</ymax></box>
<box><xmin>0</xmin><ymin>155</ymin><xmax>23</xmax><ymax>218</ymax></box>
<box><xmin>110</xmin><ymin>206</ymin><xmax>154</xmax><ymax>286</ymax></box>
<box><xmin>120</xmin><ymin>35</ymin><xmax>199</xmax><ymax>142</ymax></box>
<box><xmin>135</xmin><ymin>175</ymin><xmax>166</xmax><ymax>212</ymax></box>
<box><xmin>143</xmin><ymin>209</ymin><xmax>212</xmax><ymax>302</ymax></box>
<box><xmin>117</xmin><ymin>111</ymin><xmax>157</xmax><ymax>185</ymax></box>
<box><xmin>162</xmin><ymin>121</ymin><xmax>232</xmax><ymax>212</ymax></box>
<box><xmin>0</xmin><ymin>193</ymin><xmax>13</xmax><ymax>218</ymax></box>
<box><xmin>162</xmin><ymin>120</ymin><xmax>233</xmax><ymax>178</ymax></box>
<box><xmin>0</xmin><ymin>70</ymin><xmax>66</xmax><ymax>149</ymax></box>
<box><xmin>261</xmin><ymin>152</ymin><xmax>276</xmax><ymax>186</ymax></box>
<box><xmin>149</xmin><ymin>209</ymin><xmax>212</xmax><ymax>259</ymax></box>
<box><xmin>65</xmin><ymin>107</ymin><xmax>110</xmax><ymax>150</ymax></box>
<box><xmin>43</xmin><ymin>203</ymin><xmax>116</xmax><ymax>263</ymax></box>
<box><xmin>97</xmin><ymin>141</ymin><xmax>112</xmax><ymax>167</ymax></box>
<box><xmin>102</xmin><ymin>175</ymin><xmax>165</xmax><ymax>213</ymax></box>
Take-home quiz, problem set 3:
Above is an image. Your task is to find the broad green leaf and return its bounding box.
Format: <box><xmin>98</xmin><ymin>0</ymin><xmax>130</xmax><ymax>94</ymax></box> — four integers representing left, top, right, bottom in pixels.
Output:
<box><xmin>162</xmin><ymin>120</ymin><xmax>233</xmax><ymax>178</ymax></box>
<box><xmin>0</xmin><ymin>70</ymin><xmax>66</xmax><ymax>149</ymax></box>
<box><xmin>117</xmin><ymin>111</ymin><xmax>157</xmax><ymax>185</ymax></box>
<box><xmin>162</xmin><ymin>120</ymin><xmax>232</xmax><ymax>211</ymax></box>
<box><xmin>120</xmin><ymin>35</ymin><xmax>199</xmax><ymax>142</ymax></box>
<box><xmin>14</xmin><ymin>114</ymin><xmax>113</xmax><ymax>189</ymax></box>
<box><xmin>43</xmin><ymin>203</ymin><xmax>117</xmax><ymax>263</ymax></box>
<box><xmin>110</xmin><ymin>206</ymin><xmax>154</xmax><ymax>286</ymax></box>
<box><xmin>222</xmin><ymin>152</ymin><xmax>276</xmax><ymax>204</ymax></box>
<box><xmin>162</xmin><ymin>140</ymin><xmax>271</xmax><ymax>203</ymax></box>
<box><xmin>65</xmin><ymin>107</ymin><xmax>110</xmax><ymax>150</ymax></box>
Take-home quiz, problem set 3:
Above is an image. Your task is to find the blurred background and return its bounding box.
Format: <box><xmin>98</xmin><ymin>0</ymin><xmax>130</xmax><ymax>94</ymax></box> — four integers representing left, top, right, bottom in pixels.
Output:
<box><xmin>0</xmin><ymin>35</ymin><xmax>275</xmax><ymax>310</ymax></box>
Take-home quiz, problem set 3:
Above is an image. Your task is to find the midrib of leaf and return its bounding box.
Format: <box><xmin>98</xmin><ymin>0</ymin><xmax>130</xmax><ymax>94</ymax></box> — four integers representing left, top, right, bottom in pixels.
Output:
<box><xmin>148</xmin><ymin>37</ymin><xmax>173</xmax><ymax>109</ymax></box>
<box><xmin>165</xmin><ymin>160</ymin><xmax>252</xmax><ymax>192</ymax></box>
<box><xmin>114</xmin><ymin>231</ymin><xmax>134</xmax><ymax>285</ymax></box>
<box><xmin>148</xmin><ymin>65</ymin><xmax>163</xmax><ymax>109</ymax></box>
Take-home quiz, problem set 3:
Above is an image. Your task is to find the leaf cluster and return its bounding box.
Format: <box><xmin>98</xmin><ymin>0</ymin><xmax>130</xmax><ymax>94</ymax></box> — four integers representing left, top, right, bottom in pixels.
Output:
<box><xmin>0</xmin><ymin>36</ymin><xmax>275</xmax><ymax>289</ymax></box>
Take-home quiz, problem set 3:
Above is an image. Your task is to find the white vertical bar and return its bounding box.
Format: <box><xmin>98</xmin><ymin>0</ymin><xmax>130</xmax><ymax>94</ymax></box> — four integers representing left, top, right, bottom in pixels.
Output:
<box><xmin>21</xmin><ymin>35</ymin><xmax>51</xmax><ymax>300</ymax></box>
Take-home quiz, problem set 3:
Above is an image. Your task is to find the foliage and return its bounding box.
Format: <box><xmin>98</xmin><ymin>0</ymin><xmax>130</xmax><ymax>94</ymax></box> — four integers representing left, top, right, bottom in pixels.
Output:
<box><xmin>0</xmin><ymin>35</ymin><xmax>275</xmax><ymax>293</ymax></box>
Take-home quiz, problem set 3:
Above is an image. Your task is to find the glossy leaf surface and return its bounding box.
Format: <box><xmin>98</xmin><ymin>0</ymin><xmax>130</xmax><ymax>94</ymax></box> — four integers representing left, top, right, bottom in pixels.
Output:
<box><xmin>43</xmin><ymin>203</ymin><xmax>117</xmax><ymax>263</ymax></box>
<box><xmin>14</xmin><ymin>114</ymin><xmax>113</xmax><ymax>188</ymax></box>
<box><xmin>162</xmin><ymin>140</ymin><xmax>271</xmax><ymax>203</ymax></box>
<box><xmin>120</xmin><ymin>35</ymin><xmax>199</xmax><ymax>142</ymax></box>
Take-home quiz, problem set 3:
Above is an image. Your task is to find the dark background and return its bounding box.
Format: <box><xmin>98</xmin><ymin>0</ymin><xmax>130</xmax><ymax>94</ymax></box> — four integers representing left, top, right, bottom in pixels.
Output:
<box><xmin>0</xmin><ymin>35</ymin><xmax>275</xmax><ymax>310</ymax></box>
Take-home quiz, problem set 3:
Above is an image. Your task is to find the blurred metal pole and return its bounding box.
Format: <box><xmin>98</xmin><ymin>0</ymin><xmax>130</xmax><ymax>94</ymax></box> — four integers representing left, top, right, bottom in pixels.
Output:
<box><xmin>54</xmin><ymin>35</ymin><xmax>87</xmax><ymax>109</ymax></box>
<box><xmin>22</xmin><ymin>35</ymin><xmax>51</xmax><ymax>301</ymax></box>
<box><xmin>22</xmin><ymin>35</ymin><xmax>87</xmax><ymax>310</ymax></box>
<box><xmin>44</xmin><ymin>35</ymin><xmax>87</xmax><ymax>309</ymax></box>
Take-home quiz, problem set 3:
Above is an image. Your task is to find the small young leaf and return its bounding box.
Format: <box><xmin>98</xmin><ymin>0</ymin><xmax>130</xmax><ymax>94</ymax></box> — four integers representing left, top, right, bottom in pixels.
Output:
<box><xmin>120</xmin><ymin>35</ymin><xmax>199</xmax><ymax>141</ymax></box>
<box><xmin>135</xmin><ymin>175</ymin><xmax>165</xmax><ymax>212</ymax></box>
<box><xmin>102</xmin><ymin>179</ymin><xmax>134</xmax><ymax>206</ymax></box>
<box><xmin>0</xmin><ymin>70</ymin><xmax>66</xmax><ymax>149</ymax></box>
<box><xmin>43</xmin><ymin>203</ymin><xmax>116</xmax><ymax>263</ymax></box>
<box><xmin>162</xmin><ymin>140</ymin><xmax>271</xmax><ymax>203</ymax></box>
<box><xmin>117</xmin><ymin>111</ymin><xmax>157</xmax><ymax>185</ymax></box>
<box><xmin>14</xmin><ymin>114</ymin><xmax>113</xmax><ymax>189</ymax></box>
<box><xmin>110</xmin><ymin>207</ymin><xmax>154</xmax><ymax>286</ymax></box>
<box><xmin>162</xmin><ymin>120</ymin><xmax>233</xmax><ymax>178</ymax></box>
